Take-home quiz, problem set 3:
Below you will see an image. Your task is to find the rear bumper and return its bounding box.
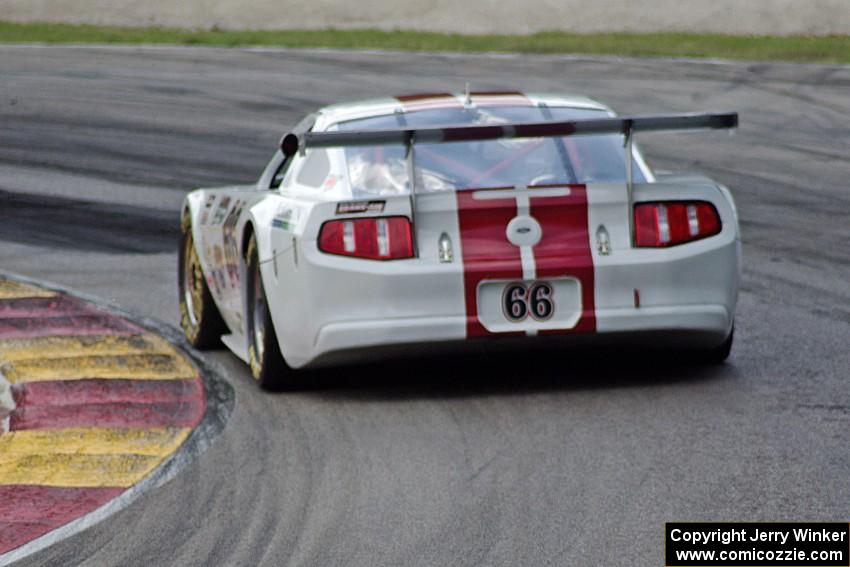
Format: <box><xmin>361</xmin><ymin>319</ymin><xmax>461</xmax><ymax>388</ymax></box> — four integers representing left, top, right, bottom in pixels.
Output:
<box><xmin>298</xmin><ymin>303</ymin><xmax>731</xmax><ymax>368</ymax></box>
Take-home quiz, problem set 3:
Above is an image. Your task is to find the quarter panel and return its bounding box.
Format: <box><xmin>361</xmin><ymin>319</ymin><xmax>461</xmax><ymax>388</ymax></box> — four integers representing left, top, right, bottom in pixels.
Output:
<box><xmin>268</xmin><ymin>192</ymin><xmax>468</xmax><ymax>368</ymax></box>
<box><xmin>587</xmin><ymin>181</ymin><xmax>740</xmax><ymax>335</ymax></box>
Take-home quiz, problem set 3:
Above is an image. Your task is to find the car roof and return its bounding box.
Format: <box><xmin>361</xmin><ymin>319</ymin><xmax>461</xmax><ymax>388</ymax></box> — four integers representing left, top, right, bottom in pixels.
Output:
<box><xmin>311</xmin><ymin>91</ymin><xmax>613</xmax><ymax>131</ymax></box>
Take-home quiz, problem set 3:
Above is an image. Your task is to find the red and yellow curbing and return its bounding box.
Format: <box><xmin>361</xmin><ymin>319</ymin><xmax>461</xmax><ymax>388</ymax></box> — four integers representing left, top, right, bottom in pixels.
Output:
<box><xmin>0</xmin><ymin>278</ymin><xmax>206</xmax><ymax>554</ymax></box>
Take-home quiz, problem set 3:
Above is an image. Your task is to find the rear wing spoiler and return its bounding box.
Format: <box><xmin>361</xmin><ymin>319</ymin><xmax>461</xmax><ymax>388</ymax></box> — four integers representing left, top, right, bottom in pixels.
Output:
<box><xmin>279</xmin><ymin>111</ymin><xmax>739</xmax><ymax>253</ymax></box>
<box><xmin>280</xmin><ymin>112</ymin><xmax>738</xmax><ymax>155</ymax></box>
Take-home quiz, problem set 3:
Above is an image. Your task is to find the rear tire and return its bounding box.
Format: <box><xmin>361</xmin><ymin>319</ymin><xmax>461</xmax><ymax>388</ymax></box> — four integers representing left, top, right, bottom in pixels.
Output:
<box><xmin>179</xmin><ymin>213</ymin><xmax>226</xmax><ymax>349</ymax></box>
<box><xmin>245</xmin><ymin>233</ymin><xmax>298</xmax><ymax>390</ymax></box>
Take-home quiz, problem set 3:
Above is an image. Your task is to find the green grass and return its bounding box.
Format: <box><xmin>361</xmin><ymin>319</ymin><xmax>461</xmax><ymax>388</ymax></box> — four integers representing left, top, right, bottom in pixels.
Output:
<box><xmin>1</xmin><ymin>21</ymin><xmax>848</xmax><ymax>64</ymax></box>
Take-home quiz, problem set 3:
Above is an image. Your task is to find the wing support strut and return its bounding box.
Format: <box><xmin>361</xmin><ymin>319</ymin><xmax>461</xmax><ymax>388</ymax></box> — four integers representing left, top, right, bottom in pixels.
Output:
<box><xmin>405</xmin><ymin>131</ymin><xmax>419</xmax><ymax>258</ymax></box>
<box><xmin>623</xmin><ymin>118</ymin><xmax>635</xmax><ymax>247</ymax></box>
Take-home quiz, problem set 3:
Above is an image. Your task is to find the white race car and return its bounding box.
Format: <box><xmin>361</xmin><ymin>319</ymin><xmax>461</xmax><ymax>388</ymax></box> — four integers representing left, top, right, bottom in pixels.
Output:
<box><xmin>179</xmin><ymin>91</ymin><xmax>740</xmax><ymax>389</ymax></box>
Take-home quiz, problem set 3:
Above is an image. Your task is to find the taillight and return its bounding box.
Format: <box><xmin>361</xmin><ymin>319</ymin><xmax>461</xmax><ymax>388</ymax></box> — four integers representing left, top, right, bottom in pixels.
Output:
<box><xmin>318</xmin><ymin>217</ymin><xmax>414</xmax><ymax>260</ymax></box>
<box><xmin>634</xmin><ymin>201</ymin><xmax>721</xmax><ymax>247</ymax></box>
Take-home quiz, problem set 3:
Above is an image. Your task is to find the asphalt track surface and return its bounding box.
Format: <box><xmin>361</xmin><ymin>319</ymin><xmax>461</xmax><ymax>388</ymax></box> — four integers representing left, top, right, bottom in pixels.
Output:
<box><xmin>1</xmin><ymin>46</ymin><xmax>849</xmax><ymax>566</ymax></box>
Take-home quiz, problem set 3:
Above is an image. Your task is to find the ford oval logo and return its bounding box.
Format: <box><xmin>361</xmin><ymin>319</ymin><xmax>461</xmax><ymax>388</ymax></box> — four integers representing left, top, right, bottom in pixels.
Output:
<box><xmin>506</xmin><ymin>215</ymin><xmax>542</xmax><ymax>247</ymax></box>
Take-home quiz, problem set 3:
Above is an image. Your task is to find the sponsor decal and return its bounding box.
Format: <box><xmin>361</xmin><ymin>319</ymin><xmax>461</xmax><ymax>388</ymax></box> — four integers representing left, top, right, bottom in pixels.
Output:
<box><xmin>323</xmin><ymin>174</ymin><xmax>339</xmax><ymax>191</ymax></box>
<box><xmin>222</xmin><ymin>200</ymin><xmax>245</xmax><ymax>289</ymax></box>
<box><xmin>211</xmin><ymin>246</ymin><xmax>227</xmax><ymax>294</ymax></box>
<box><xmin>335</xmin><ymin>200</ymin><xmax>386</xmax><ymax>214</ymax></box>
<box><xmin>202</xmin><ymin>244</ymin><xmax>221</xmax><ymax>295</ymax></box>
<box><xmin>272</xmin><ymin>207</ymin><xmax>300</xmax><ymax>231</ymax></box>
<box><xmin>205</xmin><ymin>273</ymin><xmax>219</xmax><ymax>296</ymax></box>
<box><xmin>212</xmin><ymin>245</ymin><xmax>224</xmax><ymax>268</ymax></box>
<box><xmin>199</xmin><ymin>194</ymin><xmax>216</xmax><ymax>225</ymax></box>
<box><xmin>203</xmin><ymin>244</ymin><xmax>214</xmax><ymax>268</ymax></box>
<box><xmin>212</xmin><ymin>196</ymin><xmax>231</xmax><ymax>225</ymax></box>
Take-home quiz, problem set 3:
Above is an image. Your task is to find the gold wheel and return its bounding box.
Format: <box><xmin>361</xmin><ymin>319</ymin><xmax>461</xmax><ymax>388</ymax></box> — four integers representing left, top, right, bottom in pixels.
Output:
<box><xmin>182</xmin><ymin>233</ymin><xmax>204</xmax><ymax>330</ymax></box>
<box><xmin>178</xmin><ymin>211</ymin><xmax>226</xmax><ymax>349</ymax></box>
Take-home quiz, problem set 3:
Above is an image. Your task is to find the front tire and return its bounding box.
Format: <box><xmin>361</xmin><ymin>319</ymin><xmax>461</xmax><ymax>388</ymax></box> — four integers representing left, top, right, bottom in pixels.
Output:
<box><xmin>179</xmin><ymin>214</ymin><xmax>226</xmax><ymax>349</ymax></box>
<box><xmin>245</xmin><ymin>233</ymin><xmax>297</xmax><ymax>390</ymax></box>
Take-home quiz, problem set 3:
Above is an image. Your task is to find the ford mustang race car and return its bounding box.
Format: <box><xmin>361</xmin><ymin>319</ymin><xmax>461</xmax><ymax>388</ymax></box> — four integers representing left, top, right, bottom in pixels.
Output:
<box><xmin>178</xmin><ymin>91</ymin><xmax>740</xmax><ymax>389</ymax></box>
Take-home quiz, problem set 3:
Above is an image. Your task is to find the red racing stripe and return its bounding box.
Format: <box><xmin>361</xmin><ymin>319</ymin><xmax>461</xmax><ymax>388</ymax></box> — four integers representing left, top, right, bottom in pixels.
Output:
<box><xmin>441</xmin><ymin>125</ymin><xmax>507</xmax><ymax>143</ymax></box>
<box><xmin>456</xmin><ymin>190</ymin><xmax>524</xmax><ymax>338</ymax></box>
<box><xmin>0</xmin><ymin>485</ymin><xmax>124</xmax><ymax>554</ymax></box>
<box><xmin>9</xmin><ymin>379</ymin><xmax>205</xmax><ymax>430</ymax></box>
<box><xmin>456</xmin><ymin>185</ymin><xmax>596</xmax><ymax>337</ymax></box>
<box><xmin>530</xmin><ymin>185</ymin><xmax>596</xmax><ymax>333</ymax></box>
<box><xmin>396</xmin><ymin>92</ymin><xmax>463</xmax><ymax>112</ymax></box>
<box><xmin>470</xmin><ymin>91</ymin><xmax>533</xmax><ymax>107</ymax></box>
<box><xmin>396</xmin><ymin>91</ymin><xmax>533</xmax><ymax>112</ymax></box>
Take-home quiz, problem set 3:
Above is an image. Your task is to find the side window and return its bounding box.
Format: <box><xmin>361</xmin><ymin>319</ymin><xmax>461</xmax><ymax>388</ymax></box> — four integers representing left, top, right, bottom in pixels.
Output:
<box><xmin>270</xmin><ymin>156</ymin><xmax>293</xmax><ymax>189</ymax></box>
<box><xmin>295</xmin><ymin>149</ymin><xmax>331</xmax><ymax>188</ymax></box>
<box><xmin>270</xmin><ymin>111</ymin><xmax>318</xmax><ymax>190</ymax></box>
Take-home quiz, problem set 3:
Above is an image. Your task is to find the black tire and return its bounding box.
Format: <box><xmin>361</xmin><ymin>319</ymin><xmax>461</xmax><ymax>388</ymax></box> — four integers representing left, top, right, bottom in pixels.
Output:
<box><xmin>178</xmin><ymin>213</ymin><xmax>227</xmax><ymax>349</ymax></box>
<box><xmin>245</xmin><ymin>233</ymin><xmax>298</xmax><ymax>390</ymax></box>
<box><xmin>701</xmin><ymin>326</ymin><xmax>734</xmax><ymax>364</ymax></box>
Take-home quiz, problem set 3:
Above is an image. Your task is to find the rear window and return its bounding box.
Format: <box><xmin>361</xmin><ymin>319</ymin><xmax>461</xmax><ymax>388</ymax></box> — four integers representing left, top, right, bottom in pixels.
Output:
<box><xmin>335</xmin><ymin>105</ymin><xmax>646</xmax><ymax>197</ymax></box>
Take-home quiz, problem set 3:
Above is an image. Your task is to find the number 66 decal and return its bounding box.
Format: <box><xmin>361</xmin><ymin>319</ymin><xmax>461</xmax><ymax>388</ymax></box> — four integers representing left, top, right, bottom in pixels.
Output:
<box><xmin>502</xmin><ymin>281</ymin><xmax>555</xmax><ymax>322</ymax></box>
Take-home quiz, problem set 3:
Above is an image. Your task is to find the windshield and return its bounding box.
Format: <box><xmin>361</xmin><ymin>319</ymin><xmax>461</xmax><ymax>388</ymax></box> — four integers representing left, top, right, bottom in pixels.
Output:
<box><xmin>335</xmin><ymin>105</ymin><xmax>647</xmax><ymax>197</ymax></box>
